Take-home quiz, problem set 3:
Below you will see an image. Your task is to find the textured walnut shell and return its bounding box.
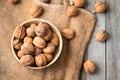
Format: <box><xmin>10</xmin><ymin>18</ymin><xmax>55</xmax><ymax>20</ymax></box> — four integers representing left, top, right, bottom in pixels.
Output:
<box><xmin>8</xmin><ymin>0</ymin><xmax>18</xmax><ymax>4</ymax></box>
<box><xmin>84</xmin><ymin>60</ymin><xmax>96</xmax><ymax>74</ymax></box>
<box><xmin>94</xmin><ymin>1</ymin><xmax>107</xmax><ymax>13</ymax></box>
<box><xmin>24</xmin><ymin>36</ymin><xmax>33</xmax><ymax>44</ymax></box>
<box><xmin>35</xmin><ymin>22</ymin><xmax>49</xmax><ymax>37</ymax></box>
<box><xmin>96</xmin><ymin>30</ymin><xmax>107</xmax><ymax>42</ymax></box>
<box><xmin>50</xmin><ymin>33</ymin><xmax>59</xmax><ymax>47</ymax></box>
<box><xmin>30</xmin><ymin>4</ymin><xmax>43</xmax><ymax>18</ymax></box>
<box><xmin>34</xmin><ymin>47</ymin><xmax>43</xmax><ymax>55</ymax></box>
<box><xmin>21</xmin><ymin>43</ymin><xmax>35</xmax><ymax>52</ymax></box>
<box><xmin>43</xmin><ymin>30</ymin><xmax>53</xmax><ymax>41</ymax></box>
<box><xmin>74</xmin><ymin>0</ymin><xmax>86</xmax><ymax>7</ymax></box>
<box><xmin>39</xmin><ymin>0</ymin><xmax>50</xmax><ymax>3</ymax></box>
<box><xmin>20</xmin><ymin>55</ymin><xmax>34</xmax><ymax>66</ymax></box>
<box><xmin>35</xmin><ymin>54</ymin><xmax>47</xmax><ymax>66</ymax></box>
<box><xmin>14</xmin><ymin>26</ymin><xmax>26</xmax><ymax>39</ymax></box>
<box><xmin>13</xmin><ymin>39</ymin><xmax>23</xmax><ymax>50</ymax></box>
<box><xmin>43</xmin><ymin>43</ymin><xmax>55</xmax><ymax>54</ymax></box>
<box><xmin>33</xmin><ymin>37</ymin><xmax>46</xmax><ymax>48</ymax></box>
<box><xmin>44</xmin><ymin>53</ymin><xmax>53</xmax><ymax>62</ymax></box>
<box><xmin>26</xmin><ymin>24</ymin><xmax>36</xmax><ymax>37</ymax></box>
<box><xmin>62</xmin><ymin>28</ymin><xmax>75</xmax><ymax>39</ymax></box>
<box><xmin>66</xmin><ymin>6</ymin><xmax>79</xmax><ymax>17</ymax></box>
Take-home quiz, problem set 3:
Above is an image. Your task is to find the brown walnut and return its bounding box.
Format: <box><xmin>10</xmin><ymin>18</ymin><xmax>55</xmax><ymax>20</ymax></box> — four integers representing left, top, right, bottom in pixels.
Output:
<box><xmin>96</xmin><ymin>30</ymin><xmax>107</xmax><ymax>42</ymax></box>
<box><xmin>21</xmin><ymin>43</ymin><xmax>35</xmax><ymax>52</ymax></box>
<box><xmin>50</xmin><ymin>33</ymin><xmax>59</xmax><ymax>47</ymax></box>
<box><xmin>26</xmin><ymin>24</ymin><xmax>36</xmax><ymax>37</ymax></box>
<box><xmin>34</xmin><ymin>47</ymin><xmax>43</xmax><ymax>55</ymax></box>
<box><xmin>74</xmin><ymin>0</ymin><xmax>86</xmax><ymax>7</ymax></box>
<box><xmin>44</xmin><ymin>53</ymin><xmax>53</xmax><ymax>62</ymax></box>
<box><xmin>13</xmin><ymin>39</ymin><xmax>23</xmax><ymax>50</ymax></box>
<box><xmin>43</xmin><ymin>30</ymin><xmax>53</xmax><ymax>41</ymax></box>
<box><xmin>24</xmin><ymin>36</ymin><xmax>33</xmax><ymax>44</ymax></box>
<box><xmin>43</xmin><ymin>43</ymin><xmax>55</xmax><ymax>54</ymax></box>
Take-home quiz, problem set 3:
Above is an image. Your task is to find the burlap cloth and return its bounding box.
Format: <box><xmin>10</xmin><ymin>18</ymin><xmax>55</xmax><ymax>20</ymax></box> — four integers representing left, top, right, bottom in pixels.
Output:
<box><xmin>0</xmin><ymin>0</ymin><xmax>96</xmax><ymax>80</ymax></box>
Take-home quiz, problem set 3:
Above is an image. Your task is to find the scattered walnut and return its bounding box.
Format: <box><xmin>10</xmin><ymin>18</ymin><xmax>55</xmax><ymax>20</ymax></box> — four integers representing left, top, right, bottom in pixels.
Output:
<box><xmin>21</xmin><ymin>43</ymin><xmax>35</xmax><ymax>52</ymax></box>
<box><xmin>20</xmin><ymin>55</ymin><xmax>34</xmax><ymax>66</ymax></box>
<box><xmin>96</xmin><ymin>30</ymin><xmax>107</xmax><ymax>42</ymax></box>
<box><xmin>94</xmin><ymin>1</ymin><xmax>107</xmax><ymax>13</ymax></box>
<box><xmin>24</xmin><ymin>36</ymin><xmax>33</xmax><ymax>44</ymax></box>
<box><xmin>62</xmin><ymin>28</ymin><xmax>75</xmax><ymax>39</ymax></box>
<box><xmin>30</xmin><ymin>4</ymin><xmax>43</xmax><ymax>18</ymax></box>
<box><xmin>8</xmin><ymin>0</ymin><xmax>18</xmax><ymax>4</ymax></box>
<box><xmin>33</xmin><ymin>37</ymin><xmax>46</xmax><ymax>48</ymax></box>
<box><xmin>84</xmin><ymin>60</ymin><xmax>96</xmax><ymax>74</ymax></box>
<box><xmin>34</xmin><ymin>47</ymin><xmax>43</xmax><ymax>55</ymax></box>
<box><xmin>43</xmin><ymin>30</ymin><xmax>53</xmax><ymax>41</ymax></box>
<box><xmin>13</xmin><ymin>39</ymin><xmax>23</xmax><ymax>50</ymax></box>
<box><xmin>74</xmin><ymin>0</ymin><xmax>86</xmax><ymax>7</ymax></box>
<box><xmin>14</xmin><ymin>26</ymin><xmax>26</xmax><ymax>39</ymax></box>
<box><xmin>39</xmin><ymin>0</ymin><xmax>50</xmax><ymax>3</ymax></box>
<box><xmin>35</xmin><ymin>54</ymin><xmax>47</xmax><ymax>66</ymax></box>
<box><xmin>66</xmin><ymin>6</ymin><xmax>79</xmax><ymax>17</ymax></box>
<box><xmin>43</xmin><ymin>43</ymin><xmax>55</xmax><ymax>54</ymax></box>
<box><xmin>44</xmin><ymin>53</ymin><xmax>53</xmax><ymax>62</ymax></box>
<box><xmin>50</xmin><ymin>33</ymin><xmax>59</xmax><ymax>47</ymax></box>
<box><xmin>26</xmin><ymin>24</ymin><xmax>36</xmax><ymax>37</ymax></box>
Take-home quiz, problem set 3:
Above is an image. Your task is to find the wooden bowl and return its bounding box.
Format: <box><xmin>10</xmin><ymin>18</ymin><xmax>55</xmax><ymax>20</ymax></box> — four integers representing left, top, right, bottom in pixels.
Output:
<box><xmin>11</xmin><ymin>19</ymin><xmax>63</xmax><ymax>69</ymax></box>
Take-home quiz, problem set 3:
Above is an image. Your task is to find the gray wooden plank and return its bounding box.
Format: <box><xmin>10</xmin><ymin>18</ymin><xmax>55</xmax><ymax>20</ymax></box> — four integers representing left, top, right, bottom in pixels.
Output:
<box><xmin>81</xmin><ymin>0</ymin><xmax>106</xmax><ymax>80</ymax></box>
<box><xmin>106</xmin><ymin>0</ymin><xmax>120</xmax><ymax>80</ymax></box>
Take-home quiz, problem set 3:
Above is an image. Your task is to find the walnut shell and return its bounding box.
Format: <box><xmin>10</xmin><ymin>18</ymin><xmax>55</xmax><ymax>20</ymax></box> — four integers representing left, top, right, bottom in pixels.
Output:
<box><xmin>21</xmin><ymin>43</ymin><xmax>35</xmax><ymax>52</ymax></box>
<box><xmin>34</xmin><ymin>47</ymin><xmax>43</xmax><ymax>55</ymax></box>
<box><xmin>26</xmin><ymin>24</ymin><xmax>36</xmax><ymax>37</ymax></box>
<box><xmin>84</xmin><ymin>60</ymin><xmax>96</xmax><ymax>74</ymax></box>
<box><xmin>94</xmin><ymin>1</ymin><xmax>107</xmax><ymax>13</ymax></box>
<box><xmin>96</xmin><ymin>30</ymin><xmax>107</xmax><ymax>42</ymax></box>
<box><xmin>50</xmin><ymin>33</ymin><xmax>59</xmax><ymax>47</ymax></box>
<box><xmin>8</xmin><ymin>0</ymin><xmax>18</xmax><ymax>4</ymax></box>
<box><xmin>44</xmin><ymin>53</ymin><xmax>53</xmax><ymax>62</ymax></box>
<box><xmin>74</xmin><ymin>0</ymin><xmax>86</xmax><ymax>7</ymax></box>
<box><xmin>43</xmin><ymin>43</ymin><xmax>55</xmax><ymax>54</ymax></box>
<box><xmin>35</xmin><ymin>22</ymin><xmax>49</xmax><ymax>37</ymax></box>
<box><xmin>14</xmin><ymin>26</ymin><xmax>26</xmax><ymax>39</ymax></box>
<box><xmin>43</xmin><ymin>30</ymin><xmax>53</xmax><ymax>41</ymax></box>
<box><xmin>35</xmin><ymin>54</ymin><xmax>47</xmax><ymax>66</ymax></box>
<box><xmin>39</xmin><ymin>0</ymin><xmax>50</xmax><ymax>3</ymax></box>
<box><xmin>24</xmin><ymin>36</ymin><xmax>33</xmax><ymax>44</ymax></box>
<box><xmin>66</xmin><ymin>6</ymin><xmax>79</xmax><ymax>17</ymax></box>
<box><xmin>20</xmin><ymin>55</ymin><xmax>34</xmax><ymax>66</ymax></box>
<box><xmin>13</xmin><ymin>39</ymin><xmax>23</xmax><ymax>50</ymax></box>
<box><xmin>62</xmin><ymin>28</ymin><xmax>75</xmax><ymax>39</ymax></box>
<box><xmin>30</xmin><ymin>4</ymin><xmax>43</xmax><ymax>18</ymax></box>
<box><xmin>33</xmin><ymin>37</ymin><xmax>46</xmax><ymax>48</ymax></box>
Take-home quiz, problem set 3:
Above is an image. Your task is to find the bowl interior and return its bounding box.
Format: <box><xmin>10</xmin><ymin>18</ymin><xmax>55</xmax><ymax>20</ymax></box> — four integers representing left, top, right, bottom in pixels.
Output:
<box><xmin>11</xmin><ymin>19</ymin><xmax>63</xmax><ymax>69</ymax></box>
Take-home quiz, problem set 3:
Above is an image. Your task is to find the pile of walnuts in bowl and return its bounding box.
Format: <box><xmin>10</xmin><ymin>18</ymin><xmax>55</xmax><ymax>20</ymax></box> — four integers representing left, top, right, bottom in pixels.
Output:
<box><xmin>12</xmin><ymin>20</ymin><xmax>60</xmax><ymax>67</ymax></box>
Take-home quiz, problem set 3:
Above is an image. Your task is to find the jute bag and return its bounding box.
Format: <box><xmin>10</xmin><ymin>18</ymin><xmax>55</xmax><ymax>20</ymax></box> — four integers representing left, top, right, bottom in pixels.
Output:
<box><xmin>0</xmin><ymin>0</ymin><xmax>96</xmax><ymax>80</ymax></box>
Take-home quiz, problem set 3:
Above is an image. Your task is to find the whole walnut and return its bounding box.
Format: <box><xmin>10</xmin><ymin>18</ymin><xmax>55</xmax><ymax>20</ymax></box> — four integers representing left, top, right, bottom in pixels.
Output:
<box><xmin>24</xmin><ymin>36</ymin><xmax>33</xmax><ymax>44</ymax></box>
<box><xmin>44</xmin><ymin>53</ymin><xmax>53</xmax><ymax>62</ymax></box>
<box><xmin>94</xmin><ymin>1</ymin><xmax>107</xmax><ymax>13</ymax></box>
<box><xmin>50</xmin><ymin>33</ymin><xmax>59</xmax><ymax>47</ymax></box>
<box><xmin>14</xmin><ymin>26</ymin><xmax>26</xmax><ymax>39</ymax></box>
<box><xmin>84</xmin><ymin>60</ymin><xmax>96</xmax><ymax>74</ymax></box>
<box><xmin>34</xmin><ymin>47</ymin><xmax>43</xmax><ymax>55</ymax></box>
<box><xmin>21</xmin><ymin>43</ymin><xmax>35</xmax><ymax>52</ymax></box>
<box><xmin>13</xmin><ymin>39</ymin><xmax>23</xmax><ymax>50</ymax></box>
<box><xmin>74</xmin><ymin>0</ymin><xmax>86</xmax><ymax>7</ymax></box>
<box><xmin>33</xmin><ymin>37</ymin><xmax>46</xmax><ymax>48</ymax></box>
<box><xmin>66</xmin><ymin>6</ymin><xmax>79</xmax><ymax>17</ymax></box>
<box><xmin>8</xmin><ymin>0</ymin><xmax>18</xmax><ymax>4</ymax></box>
<box><xmin>20</xmin><ymin>55</ymin><xmax>34</xmax><ymax>66</ymax></box>
<box><xmin>39</xmin><ymin>0</ymin><xmax>50</xmax><ymax>3</ymax></box>
<box><xmin>43</xmin><ymin>43</ymin><xmax>55</xmax><ymax>54</ymax></box>
<box><xmin>26</xmin><ymin>24</ymin><xmax>36</xmax><ymax>37</ymax></box>
<box><xmin>43</xmin><ymin>30</ymin><xmax>53</xmax><ymax>41</ymax></box>
<box><xmin>35</xmin><ymin>54</ymin><xmax>47</xmax><ymax>66</ymax></box>
<box><xmin>35</xmin><ymin>22</ymin><xmax>49</xmax><ymax>37</ymax></box>
<box><xmin>62</xmin><ymin>28</ymin><xmax>75</xmax><ymax>39</ymax></box>
<box><xmin>30</xmin><ymin>4</ymin><xmax>43</xmax><ymax>18</ymax></box>
<box><xmin>96</xmin><ymin>30</ymin><xmax>107</xmax><ymax>42</ymax></box>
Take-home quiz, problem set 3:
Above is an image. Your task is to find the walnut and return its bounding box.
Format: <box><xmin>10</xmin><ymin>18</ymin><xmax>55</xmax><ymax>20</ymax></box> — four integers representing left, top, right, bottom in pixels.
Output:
<box><xmin>96</xmin><ymin>30</ymin><xmax>107</xmax><ymax>42</ymax></box>
<box><xmin>43</xmin><ymin>30</ymin><xmax>53</xmax><ymax>41</ymax></box>
<box><xmin>74</xmin><ymin>0</ymin><xmax>86</xmax><ymax>7</ymax></box>
<box><xmin>84</xmin><ymin>60</ymin><xmax>96</xmax><ymax>74</ymax></box>
<box><xmin>50</xmin><ymin>33</ymin><xmax>59</xmax><ymax>47</ymax></box>
<box><xmin>34</xmin><ymin>47</ymin><xmax>43</xmax><ymax>55</ymax></box>
<box><xmin>94</xmin><ymin>1</ymin><xmax>107</xmax><ymax>13</ymax></box>
<box><xmin>21</xmin><ymin>43</ymin><xmax>35</xmax><ymax>52</ymax></box>
<box><xmin>24</xmin><ymin>36</ymin><xmax>33</xmax><ymax>44</ymax></box>
<box><xmin>39</xmin><ymin>0</ymin><xmax>50</xmax><ymax>3</ymax></box>
<box><xmin>14</xmin><ymin>26</ymin><xmax>26</xmax><ymax>39</ymax></box>
<box><xmin>13</xmin><ymin>39</ymin><xmax>23</xmax><ymax>50</ymax></box>
<box><xmin>8</xmin><ymin>0</ymin><xmax>18</xmax><ymax>4</ymax></box>
<box><xmin>66</xmin><ymin>6</ymin><xmax>79</xmax><ymax>17</ymax></box>
<box><xmin>26</xmin><ymin>24</ymin><xmax>36</xmax><ymax>37</ymax></box>
<box><xmin>35</xmin><ymin>22</ymin><xmax>49</xmax><ymax>37</ymax></box>
<box><xmin>44</xmin><ymin>53</ymin><xmax>53</xmax><ymax>62</ymax></box>
<box><xmin>62</xmin><ymin>28</ymin><xmax>75</xmax><ymax>39</ymax></box>
<box><xmin>20</xmin><ymin>55</ymin><xmax>34</xmax><ymax>66</ymax></box>
<box><xmin>30</xmin><ymin>4</ymin><xmax>43</xmax><ymax>18</ymax></box>
<box><xmin>43</xmin><ymin>43</ymin><xmax>55</xmax><ymax>54</ymax></box>
<box><xmin>33</xmin><ymin>37</ymin><xmax>46</xmax><ymax>48</ymax></box>
<box><xmin>35</xmin><ymin>54</ymin><xmax>47</xmax><ymax>66</ymax></box>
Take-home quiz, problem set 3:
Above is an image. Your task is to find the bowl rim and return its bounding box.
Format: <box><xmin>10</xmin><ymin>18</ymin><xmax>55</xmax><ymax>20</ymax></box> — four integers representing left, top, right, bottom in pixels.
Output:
<box><xmin>11</xmin><ymin>19</ymin><xmax>63</xmax><ymax>69</ymax></box>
